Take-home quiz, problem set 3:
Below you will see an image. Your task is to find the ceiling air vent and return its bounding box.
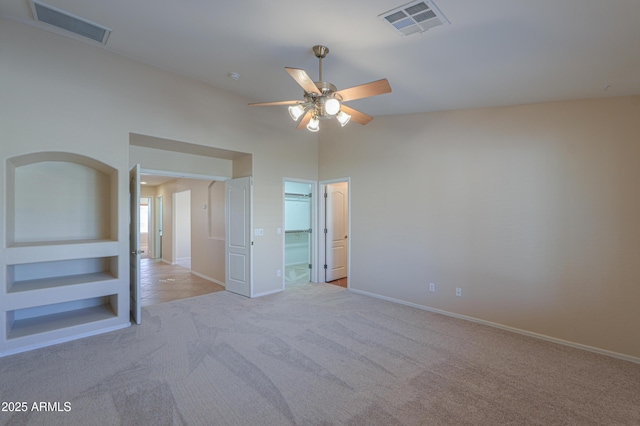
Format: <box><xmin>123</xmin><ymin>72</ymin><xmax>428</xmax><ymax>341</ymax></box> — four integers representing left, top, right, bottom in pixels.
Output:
<box><xmin>29</xmin><ymin>0</ymin><xmax>111</xmax><ymax>44</ymax></box>
<box><xmin>379</xmin><ymin>0</ymin><xmax>449</xmax><ymax>37</ymax></box>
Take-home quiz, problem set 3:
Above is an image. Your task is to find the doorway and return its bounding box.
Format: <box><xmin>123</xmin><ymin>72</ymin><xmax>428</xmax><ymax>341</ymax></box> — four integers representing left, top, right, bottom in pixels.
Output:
<box><xmin>320</xmin><ymin>179</ymin><xmax>349</xmax><ymax>288</ymax></box>
<box><xmin>139</xmin><ymin>197</ymin><xmax>151</xmax><ymax>259</ymax></box>
<box><xmin>132</xmin><ymin>171</ymin><xmax>232</xmax><ymax>312</ymax></box>
<box><xmin>172</xmin><ymin>190</ymin><xmax>191</xmax><ymax>269</ymax></box>
<box><xmin>155</xmin><ymin>196</ymin><xmax>163</xmax><ymax>259</ymax></box>
<box><xmin>283</xmin><ymin>180</ymin><xmax>316</xmax><ymax>286</ymax></box>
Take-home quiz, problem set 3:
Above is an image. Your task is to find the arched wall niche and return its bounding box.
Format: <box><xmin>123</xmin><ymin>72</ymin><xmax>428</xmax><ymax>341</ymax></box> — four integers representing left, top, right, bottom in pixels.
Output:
<box><xmin>6</xmin><ymin>151</ymin><xmax>119</xmax><ymax>246</ymax></box>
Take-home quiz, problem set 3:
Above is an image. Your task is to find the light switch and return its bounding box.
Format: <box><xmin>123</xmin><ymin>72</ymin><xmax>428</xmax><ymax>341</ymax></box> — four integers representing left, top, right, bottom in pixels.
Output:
<box><xmin>277</xmin><ymin>227</ymin><xmax>282</xmax><ymax>235</ymax></box>
<box><xmin>254</xmin><ymin>228</ymin><xmax>264</xmax><ymax>236</ymax></box>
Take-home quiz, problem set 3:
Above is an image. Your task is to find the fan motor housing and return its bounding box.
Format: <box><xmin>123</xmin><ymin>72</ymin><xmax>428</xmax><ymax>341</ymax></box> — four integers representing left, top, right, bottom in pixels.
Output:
<box><xmin>313</xmin><ymin>81</ymin><xmax>337</xmax><ymax>95</ymax></box>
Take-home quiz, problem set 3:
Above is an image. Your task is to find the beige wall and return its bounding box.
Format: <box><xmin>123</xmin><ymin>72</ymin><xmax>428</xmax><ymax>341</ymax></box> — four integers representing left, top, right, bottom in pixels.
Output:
<box><xmin>319</xmin><ymin>96</ymin><xmax>640</xmax><ymax>360</ymax></box>
<box><xmin>129</xmin><ymin>144</ymin><xmax>233</xmax><ymax>179</ymax></box>
<box><xmin>0</xmin><ymin>18</ymin><xmax>318</xmax><ymax>297</ymax></box>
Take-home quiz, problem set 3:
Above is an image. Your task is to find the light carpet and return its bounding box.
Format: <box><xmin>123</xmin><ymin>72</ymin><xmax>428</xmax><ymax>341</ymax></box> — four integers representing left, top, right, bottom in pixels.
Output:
<box><xmin>1</xmin><ymin>283</ymin><xmax>639</xmax><ymax>425</ymax></box>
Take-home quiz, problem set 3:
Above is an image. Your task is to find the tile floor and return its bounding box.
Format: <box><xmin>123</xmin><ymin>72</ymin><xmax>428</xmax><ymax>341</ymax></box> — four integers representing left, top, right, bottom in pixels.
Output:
<box><xmin>285</xmin><ymin>263</ymin><xmax>348</xmax><ymax>288</ymax></box>
<box><xmin>140</xmin><ymin>258</ymin><xmax>225</xmax><ymax>307</ymax></box>
<box><xmin>285</xmin><ymin>263</ymin><xmax>310</xmax><ymax>285</ymax></box>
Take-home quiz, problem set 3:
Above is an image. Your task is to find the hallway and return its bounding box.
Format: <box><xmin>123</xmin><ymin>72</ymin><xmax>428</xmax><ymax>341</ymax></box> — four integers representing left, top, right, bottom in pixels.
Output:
<box><xmin>140</xmin><ymin>258</ymin><xmax>225</xmax><ymax>307</ymax></box>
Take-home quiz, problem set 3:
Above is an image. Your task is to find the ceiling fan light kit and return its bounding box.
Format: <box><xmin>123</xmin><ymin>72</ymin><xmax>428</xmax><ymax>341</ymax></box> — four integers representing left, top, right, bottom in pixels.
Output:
<box><xmin>336</xmin><ymin>111</ymin><xmax>351</xmax><ymax>127</ymax></box>
<box><xmin>249</xmin><ymin>45</ymin><xmax>391</xmax><ymax>132</ymax></box>
<box><xmin>288</xmin><ymin>104</ymin><xmax>305</xmax><ymax>121</ymax></box>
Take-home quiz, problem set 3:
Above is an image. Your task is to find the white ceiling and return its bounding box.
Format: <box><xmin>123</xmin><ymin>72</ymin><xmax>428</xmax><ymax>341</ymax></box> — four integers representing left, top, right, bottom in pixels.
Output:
<box><xmin>2</xmin><ymin>0</ymin><xmax>640</xmax><ymax>117</ymax></box>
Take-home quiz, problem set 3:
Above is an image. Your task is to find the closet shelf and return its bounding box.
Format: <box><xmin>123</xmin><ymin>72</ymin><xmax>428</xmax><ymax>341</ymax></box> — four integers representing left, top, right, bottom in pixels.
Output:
<box><xmin>285</xmin><ymin>229</ymin><xmax>311</xmax><ymax>234</ymax></box>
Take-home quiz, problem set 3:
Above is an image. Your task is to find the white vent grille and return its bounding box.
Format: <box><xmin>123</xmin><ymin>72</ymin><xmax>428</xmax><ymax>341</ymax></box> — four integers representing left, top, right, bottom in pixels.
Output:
<box><xmin>379</xmin><ymin>0</ymin><xmax>449</xmax><ymax>37</ymax></box>
<box><xmin>29</xmin><ymin>0</ymin><xmax>111</xmax><ymax>44</ymax></box>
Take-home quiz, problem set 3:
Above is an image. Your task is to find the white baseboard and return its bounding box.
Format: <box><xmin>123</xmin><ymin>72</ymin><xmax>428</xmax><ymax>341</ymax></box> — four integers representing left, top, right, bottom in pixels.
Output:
<box><xmin>348</xmin><ymin>288</ymin><xmax>640</xmax><ymax>365</ymax></box>
<box><xmin>252</xmin><ymin>288</ymin><xmax>284</xmax><ymax>298</ymax></box>
<box><xmin>190</xmin><ymin>271</ymin><xmax>225</xmax><ymax>287</ymax></box>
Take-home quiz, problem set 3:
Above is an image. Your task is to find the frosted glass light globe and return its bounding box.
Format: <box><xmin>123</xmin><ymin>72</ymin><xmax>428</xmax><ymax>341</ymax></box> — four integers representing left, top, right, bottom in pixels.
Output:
<box><xmin>324</xmin><ymin>98</ymin><xmax>340</xmax><ymax>115</ymax></box>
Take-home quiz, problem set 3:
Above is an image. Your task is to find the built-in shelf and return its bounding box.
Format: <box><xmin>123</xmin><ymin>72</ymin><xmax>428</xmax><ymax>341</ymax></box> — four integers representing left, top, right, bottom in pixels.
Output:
<box><xmin>7</xmin><ymin>256</ymin><xmax>118</xmax><ymax>292</ymax></box>
<box><xmin>1</xmin><ymin>151</ymin><xmax>127</xmax><ymax>356</ymax></box>
<box><xmin>6</xmin><ymin>152</ymin><xmax>118</xmax><ymax>247</ymax></box>
<box><xmin>7</xmin><ymin>272</ymin><xmax>117</xmax><ymax>294</ymax></box>
<box><xmin>7</xmin><ymin>299</ymin><xmax>117</xmax><ymax>340</ymax></box>
<box><xmin>8</xmin><ymin>239</ymin><xmax>118</xmax><ymax>249</ymax></box>
<box><xmin>5</xmin><ymin>241</ymin><xmax>119</xmax><ymax>265</ymax></box>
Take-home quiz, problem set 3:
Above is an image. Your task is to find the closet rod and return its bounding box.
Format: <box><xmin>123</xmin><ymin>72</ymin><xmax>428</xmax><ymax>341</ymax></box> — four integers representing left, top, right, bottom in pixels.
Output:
<box><xmin>285</xmin><ymin>192</ymin><xmax>312</xmax><ymax>197</ymax></box>
<box><xmin>285</xmin><ymin>229</ymin><xmax>311</xmax><ymax>234</ymax></box>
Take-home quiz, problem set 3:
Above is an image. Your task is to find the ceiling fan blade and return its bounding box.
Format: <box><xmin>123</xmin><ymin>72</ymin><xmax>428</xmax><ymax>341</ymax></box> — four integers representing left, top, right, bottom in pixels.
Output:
<box><xmin>340</xmin><ymin>105</ymin><xmax>373</xmax><ymax>125</ymax></box>
<box><xmin>336</xmin><ymin>79</ymin><xmax>391</xmax><ymax>102</ymax></box>
<box><xmin>248</xmin><ymin>100</ymin><xmax>301</xmax><ymax>106</ymax></box>
<box><xmin>297</xmin><ymin>110</ymin><xmax>313</xmax><ymax>130</ymax></box>
<box><xmin>286</xmin><ymin>67</ymin><xmax>321</xmax><ymax>95</ymax></box>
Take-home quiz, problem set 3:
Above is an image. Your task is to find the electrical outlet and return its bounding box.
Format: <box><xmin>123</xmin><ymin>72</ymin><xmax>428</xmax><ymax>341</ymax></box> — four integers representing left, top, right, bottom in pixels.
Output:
<box><xmin>429</xmin><ymin>283</ymin><xmax>435</xmax><ymax>292</ymax></box>
<box><xmin>277</xmin><ymin>269</ymin><xmax>281</xmax><ymax>277</ymax></box>
<box><xmin>456</xmin><ymin>287</ymin><xmax>462</xmax><ymax>297</ymax></box>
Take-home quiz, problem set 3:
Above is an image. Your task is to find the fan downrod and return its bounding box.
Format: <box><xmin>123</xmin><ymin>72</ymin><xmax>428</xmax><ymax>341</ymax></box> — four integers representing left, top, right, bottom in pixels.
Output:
<box><xmin>312</xmin><ymin>45</ymin><xmax>330</xmax><ymax>82</ymax></box>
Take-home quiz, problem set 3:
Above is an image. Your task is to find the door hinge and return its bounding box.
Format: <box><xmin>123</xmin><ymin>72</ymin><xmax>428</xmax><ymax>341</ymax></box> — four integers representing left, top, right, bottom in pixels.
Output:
<box><xmin>307</xmin><ymin>228</ymin><xmax>312</xmax><ymax>234</ymax></box>
<box><xmin>324</xmin><ymin>192</ymin><xmax>328</xmax><ymax>198</ymax></box>
<box><xmin>324</xmin><ymin>228</ymin><xmax>328</xmax><ymax>234</ymax></box>
<box><xmin>308</xmin><ymin>263</ymin><xmax>312</xmax><ymax>269</ymax></box>
<box><xmin>324</xmin><ymin>264</ymin><xmax>327</xmax><ymax>269</ymax></box>
<box><xmin>251</xmin><ymin>241</ymin><xmax>254</xmax><ymax>246</ymax></box>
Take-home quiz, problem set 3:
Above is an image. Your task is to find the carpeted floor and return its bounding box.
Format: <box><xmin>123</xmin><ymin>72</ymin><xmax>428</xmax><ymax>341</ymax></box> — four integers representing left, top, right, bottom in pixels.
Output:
<box><xmin>0</xmin><ymin>283</ymin><xmax>639</xmax><ymax>425</ymax></box>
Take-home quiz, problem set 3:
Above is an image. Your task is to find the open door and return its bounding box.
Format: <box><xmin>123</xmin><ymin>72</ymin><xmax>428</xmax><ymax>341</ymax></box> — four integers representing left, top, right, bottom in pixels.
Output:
<box><xmin>129</xmin><ymin>164</ymin><xmax>142</xmax><ymax>324</ymax></box>
<box><xmin>325</xmin><ymin>182</ymin><xmax>348</xmax><ymax>282</ymax></box>
<box><xmin>225</xmin><ymin>176</ymin><xmax>252</xmax><ymax>297</ymax></box>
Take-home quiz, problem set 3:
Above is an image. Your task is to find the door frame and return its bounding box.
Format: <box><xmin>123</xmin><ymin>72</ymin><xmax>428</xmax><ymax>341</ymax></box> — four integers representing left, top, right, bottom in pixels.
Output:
<box><xmin>171</xmin><ymin>189</ymin><xmax>191</xmax><ymax>267</ymax></box>
<box><xmin>155</xmin><ymin>195</ymin><xmax>163</xmax><ymax>259</ymax></box>
<box><xmin>282</xmin><ymin>178</ymin><xmax>318</xmax><ymax>288</ymax></box>
<box><xmin>129</xmin><ymin>164</ymin><xmax>142</xmax><ymax>324</ymax></box>
<box><xmin>318</xmin><ymin>178</ymin><xmax>350</xmax><ymax>287</ymax></box>
<box><xmin>139</xmin><ymin>197</ymin><xmax>152</xmax><ymax>257</ymax></box>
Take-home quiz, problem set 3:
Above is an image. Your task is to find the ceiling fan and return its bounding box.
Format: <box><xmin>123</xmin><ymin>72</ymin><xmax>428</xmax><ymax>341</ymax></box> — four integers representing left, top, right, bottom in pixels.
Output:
<box><xmin>249</xmin><ymin>45</ymin><xmax>392</xmax><ymax>132</ymax></box>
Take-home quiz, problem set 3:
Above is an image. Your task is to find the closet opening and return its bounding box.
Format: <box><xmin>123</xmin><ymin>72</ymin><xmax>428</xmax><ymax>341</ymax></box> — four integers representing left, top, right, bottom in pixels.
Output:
<box><xmin>284</xmin><ymin>179</ymin><xmax>316</xmax><ymax>286</ymax></box>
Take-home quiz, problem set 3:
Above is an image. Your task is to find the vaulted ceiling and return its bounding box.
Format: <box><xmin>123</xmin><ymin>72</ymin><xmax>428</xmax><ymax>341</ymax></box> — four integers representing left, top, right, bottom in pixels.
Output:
<box><xmin>2</xmin><ymin>0</ymin><xmax>639</xmax><ymax>117</ymax></box>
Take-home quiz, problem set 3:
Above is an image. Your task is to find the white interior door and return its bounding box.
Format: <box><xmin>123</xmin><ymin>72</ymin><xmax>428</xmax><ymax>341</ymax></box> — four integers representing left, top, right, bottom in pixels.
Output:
<box><xmin>129</xmin><ymin>164</ymin><xmax>142</xmax><ymax>324</ymax></box>
<box><xmin>225</xmin><ymin>176</ymin><xmax>252</xmax><ymax>297</ymax></box>
<box><xmin>325</xmin><ymin>182</ymin><xmax>348</xmax><ymax>282</ymax></box>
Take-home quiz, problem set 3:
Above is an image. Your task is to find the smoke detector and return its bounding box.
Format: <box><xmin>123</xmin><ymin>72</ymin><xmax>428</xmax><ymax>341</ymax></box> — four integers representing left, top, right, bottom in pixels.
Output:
<box><xmin>29</xmin><ymin>0</ymin><xmax>111</xmax><ymax>44</ymax></box>
<box><xmin>379</xmin><ymin>0</ymin><xmax>450</xmax><ymax>37</ymax></box>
